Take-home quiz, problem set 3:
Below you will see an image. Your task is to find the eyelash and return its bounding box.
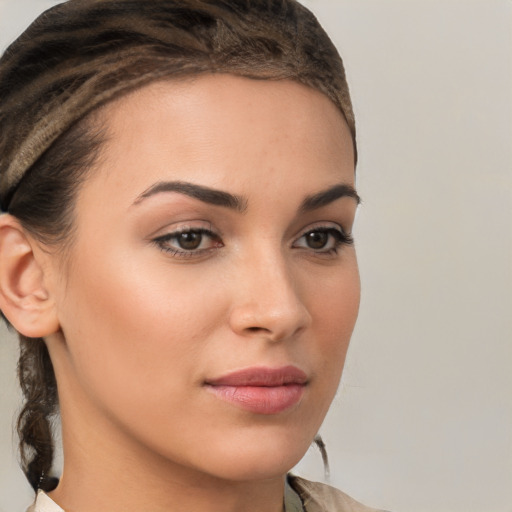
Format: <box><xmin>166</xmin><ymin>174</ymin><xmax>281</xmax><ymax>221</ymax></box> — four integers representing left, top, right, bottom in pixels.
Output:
<box><xmin>152</xmin><ymin>225</ymin><xmax>353</xmax><ymax>259</ymax></box>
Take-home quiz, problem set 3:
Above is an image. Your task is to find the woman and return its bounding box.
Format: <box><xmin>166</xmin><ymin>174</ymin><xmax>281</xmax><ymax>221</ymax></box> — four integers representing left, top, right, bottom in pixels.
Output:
<box><xmin>0</xmin><ymin>1</ymin><xmax>384</xmax><ymax>511</ymax></box>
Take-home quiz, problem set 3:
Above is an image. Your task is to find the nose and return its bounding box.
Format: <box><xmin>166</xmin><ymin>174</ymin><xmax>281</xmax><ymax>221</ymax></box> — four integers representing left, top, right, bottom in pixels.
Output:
<box><xmin>228</xmin><ymin>252</ymin><xmax>311</xmax><ymax>342</ymax></box>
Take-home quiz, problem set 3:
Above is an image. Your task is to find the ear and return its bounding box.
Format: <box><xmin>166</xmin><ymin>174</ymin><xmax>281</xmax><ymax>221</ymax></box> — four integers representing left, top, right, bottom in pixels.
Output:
<box><xmin>0</xmin><ymin>214</ymin><xmax>60</xmax><ymax>338</ymax></box>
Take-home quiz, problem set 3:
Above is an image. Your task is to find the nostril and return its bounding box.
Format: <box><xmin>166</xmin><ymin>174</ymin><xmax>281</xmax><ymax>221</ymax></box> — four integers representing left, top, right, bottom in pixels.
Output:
<box><xmin>246</xmin><ymin>326</ymin><xmax>268</xmax><ymax>333</ymax></box>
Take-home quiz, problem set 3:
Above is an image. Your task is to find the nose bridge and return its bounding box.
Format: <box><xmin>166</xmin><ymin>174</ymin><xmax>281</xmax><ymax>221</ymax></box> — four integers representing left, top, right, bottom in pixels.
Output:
<box><xmin>229</xmin><ymin>243</ymin><xmax>311</xmax><ymax>340</ymax></box>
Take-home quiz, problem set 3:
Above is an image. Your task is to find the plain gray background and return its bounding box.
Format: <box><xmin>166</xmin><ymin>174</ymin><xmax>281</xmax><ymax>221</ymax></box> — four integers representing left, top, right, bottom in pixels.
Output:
<box><xmin>0</xmin><ymin>1</ymin><xmax>511</xmax><ymax>511</ymax></box>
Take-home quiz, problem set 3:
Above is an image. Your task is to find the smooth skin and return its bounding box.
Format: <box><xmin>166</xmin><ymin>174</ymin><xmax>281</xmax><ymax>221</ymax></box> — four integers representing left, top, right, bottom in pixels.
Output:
<box><xmin>0</xmin><ymin>75</ymin><xmax>359</xmax><ymax>512</ymax></box>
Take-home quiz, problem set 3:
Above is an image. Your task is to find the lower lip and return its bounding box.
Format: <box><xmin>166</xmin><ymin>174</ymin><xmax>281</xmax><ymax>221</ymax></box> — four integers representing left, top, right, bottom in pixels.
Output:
<box><xmin>205</xmin><ymin>384</ymin><xmax>305</xmax><ymax>415</ymax></box>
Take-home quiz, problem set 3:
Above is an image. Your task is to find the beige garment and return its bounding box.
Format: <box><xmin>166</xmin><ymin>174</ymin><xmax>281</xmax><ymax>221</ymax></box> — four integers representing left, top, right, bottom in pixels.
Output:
<box><xmin>288</xmin><ymin>475</ymin><xmax>387</xmax><ymax>512</ymax></box>
<box><xmin>27</xmin><ymin>475</ymin><xmax>385</xmax><ymax>512</ymax></box>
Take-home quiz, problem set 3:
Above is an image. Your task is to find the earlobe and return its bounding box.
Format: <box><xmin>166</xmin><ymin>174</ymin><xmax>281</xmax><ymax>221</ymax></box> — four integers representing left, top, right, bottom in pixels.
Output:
<box><xmin>0</xmin><ymin>214</ymin><xmax>60</xmax><ymax>338</ymax></box>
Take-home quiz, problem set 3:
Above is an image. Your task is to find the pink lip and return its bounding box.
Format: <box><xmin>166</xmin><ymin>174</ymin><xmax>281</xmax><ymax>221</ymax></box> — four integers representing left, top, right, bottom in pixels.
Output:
<box><xmin>204</xmin><ymin>366</ymin><xmax>308</xmax><ymax>415</ymax></box>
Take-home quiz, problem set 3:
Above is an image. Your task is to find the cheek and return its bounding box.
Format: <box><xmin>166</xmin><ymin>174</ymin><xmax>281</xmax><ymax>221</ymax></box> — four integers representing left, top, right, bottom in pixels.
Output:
<box><xmin>310</xmin><ymin>253</ymin><xmax>360</xmax><ymax>327</ymax></box>
<box><xmin>55</xmin><ymin>245</ymin><xmax>226</xmax><ymax>415</ymax></box>
<box><xmin>307</xmin><ymin>256</ymin><xmax>360</xmax><ymax>380</ymax></box>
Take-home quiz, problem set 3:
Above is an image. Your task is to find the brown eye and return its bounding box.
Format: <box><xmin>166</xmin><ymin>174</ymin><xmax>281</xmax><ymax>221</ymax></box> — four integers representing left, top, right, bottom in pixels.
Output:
<box><xmin>305</xmin><ymin>231</ymin><xmax>329</xmax><ymax>249</ymax></box>
<box><xmin>293</xmin><ymin>226</ymin><xmax>353</xmax><ymax>254</ymax></box>
<box><xmin>153</xmin><ymin>228</ymin><xmax>223</xmax><ymax>256</ymax></box>
<box><xmin>177</xmin><ymin>231</ymin><xmax>203</xmax><ymax>250</ymax></box>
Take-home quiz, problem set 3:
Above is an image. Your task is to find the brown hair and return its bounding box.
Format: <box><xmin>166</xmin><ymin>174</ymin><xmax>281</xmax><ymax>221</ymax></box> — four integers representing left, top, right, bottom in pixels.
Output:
<box><xmin>0</xmin><ymin>0</ymin><xmax>356</xmax><ymax>492</ymax></box>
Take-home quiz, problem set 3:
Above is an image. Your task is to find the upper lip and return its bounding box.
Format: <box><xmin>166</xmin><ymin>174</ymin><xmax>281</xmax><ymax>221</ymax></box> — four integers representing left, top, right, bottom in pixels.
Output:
<box><xmin>205</xmin><ymin>365</ymin><xmax>308</xmax><ymax>387</ymax></box>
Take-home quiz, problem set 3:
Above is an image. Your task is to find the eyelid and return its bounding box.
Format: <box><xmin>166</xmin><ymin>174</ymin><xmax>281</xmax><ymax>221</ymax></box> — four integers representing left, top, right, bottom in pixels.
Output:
<box><xmin>146</xmin><ymin>219</ymin><xmax>215</xmax><ymax>240</ymax></box>
<box><xmin>294</xmin><ymin>221</ymin><xmax>349</xmax><ymax>240</ymax></box>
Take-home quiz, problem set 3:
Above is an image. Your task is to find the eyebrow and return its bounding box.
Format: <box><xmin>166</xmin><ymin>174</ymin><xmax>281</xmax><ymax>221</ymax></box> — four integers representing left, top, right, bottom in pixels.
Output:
<box><xmin>133</xmin><ymin>180</ymin><xmax>248</xmax><ymax>212</ymax></box>
<box><xmin>300</xmin><ymin>183</ymin><xmax>361</xmax><ymax>212</ymax></box>
<box><xmin>132</xmin><ymin>180</ymin><xmax>360</xmax><ymax>212</ymax></box>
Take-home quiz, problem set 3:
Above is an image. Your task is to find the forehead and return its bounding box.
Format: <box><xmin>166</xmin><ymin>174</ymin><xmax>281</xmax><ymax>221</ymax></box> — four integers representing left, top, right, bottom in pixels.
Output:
<box><xmin>84</xmin><ymin>74</ymin><xmax>355</xmax><ymax>204</ymax></box>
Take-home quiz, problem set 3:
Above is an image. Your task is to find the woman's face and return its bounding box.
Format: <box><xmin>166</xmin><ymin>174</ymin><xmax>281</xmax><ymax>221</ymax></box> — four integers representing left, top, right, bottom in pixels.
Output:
<box><xmin>47</xmin><ymin>75</ymin><xmax>360</xmax><ymax>482</ymax></box>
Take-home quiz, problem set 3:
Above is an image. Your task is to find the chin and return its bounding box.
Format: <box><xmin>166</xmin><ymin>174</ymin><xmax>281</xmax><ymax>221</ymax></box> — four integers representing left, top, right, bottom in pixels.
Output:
<box><xmin>187</xmin><ymin>426</ymin><xmax>315</xmax><ymax>482</ymax></box>
<box><xmin>205</xmin><ymin>453</ymin><xmax>305</xmax><ymax>483</ymax></box>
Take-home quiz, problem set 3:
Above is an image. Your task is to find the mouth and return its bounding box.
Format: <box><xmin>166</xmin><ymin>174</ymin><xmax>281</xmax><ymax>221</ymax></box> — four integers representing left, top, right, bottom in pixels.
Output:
<box><xmin>204</xmin><ymin>366</ymin><xmax>308</xmax><ymax>415</ymax></box>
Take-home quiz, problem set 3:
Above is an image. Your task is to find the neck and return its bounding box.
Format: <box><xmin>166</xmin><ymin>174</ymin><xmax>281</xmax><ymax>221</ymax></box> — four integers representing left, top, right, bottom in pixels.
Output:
<box><xmin>51</xmin><ymin>470</ymin><xmax>285</xmax><ymax>512</ymax></box>
<box><xmin>50</xmin><ymin>404</ymin><xmax>286</xmax><ymax>512</ymax></box>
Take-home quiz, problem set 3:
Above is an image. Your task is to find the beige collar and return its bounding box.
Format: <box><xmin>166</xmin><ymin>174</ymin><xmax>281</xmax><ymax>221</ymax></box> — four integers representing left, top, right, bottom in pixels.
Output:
<box><xmin>26</xmin><ymin>490</ymin><xmax>64</xmax><ymax>512</ymax></box>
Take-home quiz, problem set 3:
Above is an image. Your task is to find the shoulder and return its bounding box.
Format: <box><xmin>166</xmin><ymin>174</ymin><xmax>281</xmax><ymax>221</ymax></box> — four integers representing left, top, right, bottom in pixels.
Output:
<box><xmin>288</xmin><ymin>475</ymin><xmax>388</xmax><ymax>512</ymax></box>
